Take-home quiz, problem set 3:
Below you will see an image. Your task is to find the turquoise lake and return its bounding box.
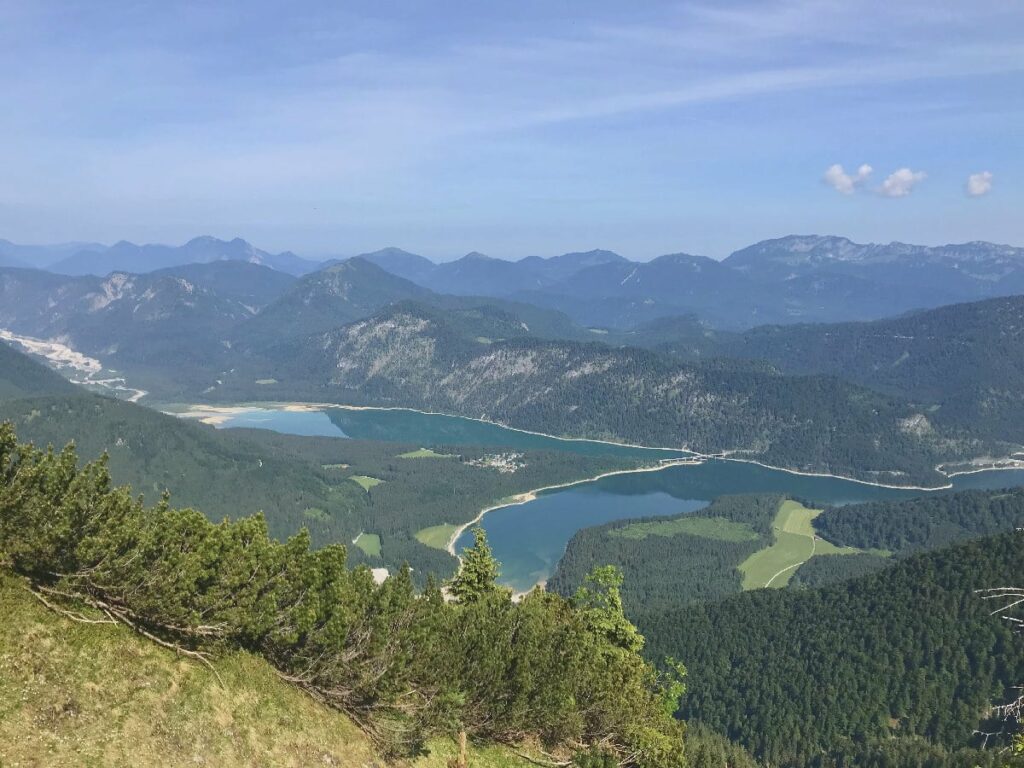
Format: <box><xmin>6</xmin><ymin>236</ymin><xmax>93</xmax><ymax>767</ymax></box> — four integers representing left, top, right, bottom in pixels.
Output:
<box><xmin>208</xmin><ymin>404</ymin><xmax>687</xmax><ymax>460</ymax></box>
<box><xmin>189</xmin><ymin>403</ymin><xmax>1024</xmax><ymax>592</ymax></box>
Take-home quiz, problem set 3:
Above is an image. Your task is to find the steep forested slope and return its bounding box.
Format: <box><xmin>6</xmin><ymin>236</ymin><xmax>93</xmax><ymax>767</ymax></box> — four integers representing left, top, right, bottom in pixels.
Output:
<box><xmin>640</xmin><ymin>532</ymin><xmax>1024</xmax><ymax>766</ymax></box>
<box><xmin>813</xmin><ymin>487</ymin><xmax>1024</xmax><ymax>554</ymax></box>
<box><xmin>0</xmin><ymin>340</ymin><xmax>78</xmax><ymax>399</ymax></box>
<box><xmin>715</xmin><ymin>295</ymin><xmax>1024</xmax><ymax>443</ymax></box>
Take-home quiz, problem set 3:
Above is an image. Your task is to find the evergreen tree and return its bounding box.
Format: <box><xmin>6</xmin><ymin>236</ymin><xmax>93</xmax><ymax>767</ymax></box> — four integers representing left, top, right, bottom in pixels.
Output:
<box><xmin>573</xmin><ymin>565</ymin><xmax>644</xmax><ymax>653</ymax></box>
<box><xmin>448</xmin><ymin>527</ymin><xmax>501</xmax><ymax>603</ymax></box>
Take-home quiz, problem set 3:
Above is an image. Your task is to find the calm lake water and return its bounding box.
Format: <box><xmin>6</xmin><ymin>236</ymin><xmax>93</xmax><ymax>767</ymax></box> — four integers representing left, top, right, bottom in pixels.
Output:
<box><xmin>190</xmin><ymin>403</ymin><xmax>1024</xmax><ymax>592</ymax></box>
<box><xmin>209</xmin><ymin>404</ymin><xmax>686</xmax><ymax>460</ymax></box>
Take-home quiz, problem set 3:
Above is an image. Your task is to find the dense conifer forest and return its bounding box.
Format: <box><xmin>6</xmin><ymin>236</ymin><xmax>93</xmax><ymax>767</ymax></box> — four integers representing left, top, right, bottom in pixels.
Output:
<box><xmin>640</xmin><ymin>533</ymin><xmax>1024</xmax><ymax>766</ymax></box>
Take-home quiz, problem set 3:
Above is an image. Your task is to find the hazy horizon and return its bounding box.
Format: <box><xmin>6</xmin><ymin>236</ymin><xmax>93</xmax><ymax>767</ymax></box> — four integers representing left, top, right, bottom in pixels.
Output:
<box><xmin>1</xmin><ymin>1</ymin><xmax>1021</xmax><ymax>259</ymax></box>
<box><xmin>7</xmin><ymin>230</ymin><xmax>1024</xmax><ymax>266</ymax></box>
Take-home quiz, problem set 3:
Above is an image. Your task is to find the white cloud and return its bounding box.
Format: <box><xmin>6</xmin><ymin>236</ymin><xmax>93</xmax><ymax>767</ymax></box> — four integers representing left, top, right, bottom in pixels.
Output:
<box><xmin>878</xmin><ymin>168</ymin><xmax>926</xmax><ymax>197</ymax></box>
<box><xmin>966</xmin><ymin>171</ymin><xmax>993</xmax><ymax>197</ymax></box>
<box><xmin>823</xmin><ymin>163</ymin><xmax>873</xmax><ymax>194</ymax></box>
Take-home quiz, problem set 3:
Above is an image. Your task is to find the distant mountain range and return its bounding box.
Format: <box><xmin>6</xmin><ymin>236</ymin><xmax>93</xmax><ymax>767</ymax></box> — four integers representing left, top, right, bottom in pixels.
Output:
<box><xmin>50</xmin><ymin>236</ymin><xmax>322</xmax><ymax>276</ymax></box>
<box><xmin>6</xmin><ymin>233</ymin><xmax>1023</xmax><ymax>329</ymax></box>
<box><xmin>0</xmin><ymin>236</ymin><xmax>322</xmax><ymax>276</ymax></box>
<box><xmin>358</xmin><ymin>236</ymin><xmax>1024</xmax><ymax>329</ymax></box>
<box><xmin>357</xmin><ymin>247</ymin><xmax>627</xmax><ymax>295</ymax></box>
<box><xmin>0</xmin><ymin>239</ymin><xmax>106</xmax><ymax>270</ymax></box>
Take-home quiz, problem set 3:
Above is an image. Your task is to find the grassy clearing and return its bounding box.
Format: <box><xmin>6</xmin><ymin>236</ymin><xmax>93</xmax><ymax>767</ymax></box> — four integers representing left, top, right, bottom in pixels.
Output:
<box><xmin>397</xmin><ymin>448</ymin><xmax>454</xmax><ymax>459</ymax></box>
<box><xmin>303</xmin><ymin>507</ymin><xmax>329</xmax><ymax>522</ymax></box>
<box><xmin>739</xmin><ymin>501</ymin><xmax>821</xmax><ymax>589</ymax></box>
<box><xmin>0</xmin><ymin>573</ymin><xmax>531</xmax><ymax>768</ymax></box>
<box><xmin>739</xmin><ymin>500</ymin><xmax>866</xmax><ymax>589</ymax></box>
<box><xmin>349</xmin><ymin>474</ymin><xmax>383</xmax><ymax>491</ymax></box>
<box><xmin>610</xmin><ymin>516</ymin><xmax>758</xmax><ymax>542</ymax></box>
<box><xmin>354</xmin><ymin>532</ymin><xmax>382</xmax><ymax>558</ymax></box>
<box><xmin>416</xmin><ymin>523</ymin><xmax>459</xmax><ymax>550</ymax></box>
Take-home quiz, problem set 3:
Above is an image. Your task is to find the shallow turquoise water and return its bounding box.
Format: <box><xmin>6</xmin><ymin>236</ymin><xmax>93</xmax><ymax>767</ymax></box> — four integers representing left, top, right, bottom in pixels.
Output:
<box><xmin>215</xmin><ymin>408</ymin><xmax>350</xmax><ymax>438</ymax></box>
<box><xmin>210</xmin><ymin>404</ymin><xmax>686</xmax><ymax>459</ymax></box>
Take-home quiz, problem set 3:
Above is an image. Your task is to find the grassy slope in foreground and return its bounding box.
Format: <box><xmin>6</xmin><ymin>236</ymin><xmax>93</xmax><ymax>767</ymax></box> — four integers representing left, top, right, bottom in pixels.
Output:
<box><xmin>0</xmin><ymin>573</ymin><xmax>529</xmax><ymax>768</ymax></box>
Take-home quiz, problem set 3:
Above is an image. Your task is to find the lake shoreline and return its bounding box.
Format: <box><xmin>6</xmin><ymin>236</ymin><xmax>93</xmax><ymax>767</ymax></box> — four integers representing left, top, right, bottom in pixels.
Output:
<box><xmin>163</xmin><ymin>399</ymin><xmax>1019</xmax><ymax>489</ymax></box>
<box><xmin>166</xmin><ymin>398</ymin><xmax>992</xmax><ymax>492</ymax></box>
<box><xmin>444</xmin><ymin>457</ymin><xmax>700</xmax><ymax>558</ymax></box>
<box><xmin>164</xmin><ymin>400</ymin><xmax>690</xmax><ymax>455</ymax></box>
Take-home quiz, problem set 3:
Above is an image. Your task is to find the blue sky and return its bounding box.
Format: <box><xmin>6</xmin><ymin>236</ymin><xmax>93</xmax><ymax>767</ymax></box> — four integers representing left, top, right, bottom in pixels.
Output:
<box><xmin>0</xmin><ymin>1</ymin><xmax>1021</xmax><ymax>260</ymax></box>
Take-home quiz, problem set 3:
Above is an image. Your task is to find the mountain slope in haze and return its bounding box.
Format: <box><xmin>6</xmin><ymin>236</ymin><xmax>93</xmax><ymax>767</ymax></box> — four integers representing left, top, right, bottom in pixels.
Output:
<box><xmin>0</xmin><ymin>238</ymin><xmax>107</xmax><ymax>269</ymax></box>
<box><xmin>706</xmin><ymin>295</ymin><xmax>1024</xmax><ymax>444</ymax></box>
<box><xmin>359</xmin><ymin>235</ymin><xmax>1024</xmax><ymax>330</ymax></box>
<box><xmin>531</xmin><ymin>237</ymin><xmax>1024</xmax><ymax>329</ymax></box>
<box><xmin>515</xmin><ymin>252</ymin><xmax>776</xmax><ymax>329</ymax></box>
<box><xmin>724</xmin><ymin>235</ymin><xmax>1024</xmax><ymax>319</ymax></box>
<box><xmin>357</xmin><ymin>246</ymin><xmax>439</xmax><ymax>284</ymax></box>
<box><xmin>234</xmin><ymin>257</ymin><xmax>600</xmax><ymax>351</ymax></box>
<box><xmin>422</xmin><ymin>251</ymin><xmax>550</xmax><ymax>295</ymax></box>
<box><xmin>151</xmin><ymin>260</ymin><xmax>296</xmax><ymax>306</ymax></box>
<box><xmin>0</xmin><ymin>260</ymin><xmax>599</xmax><ymax>399</ymax></box>
<box><xmin>727</xmin><ymin>235</ymin><xmax>1024</xmax><ymax>291</ymax></box>
<box><xmin>0</xmin><ymin>266</ymin><xmax>272</xmax><ymax>367</ymax></box>
<box><xmin>360</xmin><ymin>246</ymin><xmax>628</xmax><ymax>296</ymax></box>
<box><xmin>517</xmin><ymin>248</ymin><xmax>629</xmax><ymax>282</ymax></box>
<box><xmin>235</xmin><ymin>257</ymin><xmax>435</xmax><ymax>344</ymax></box>
<box><xmin>229</xmin><ymin>303</ymin><xmax>991</xmax><ymax>486</ymax></box>
<box><xmin>0</xmin><ymin>252</ymin><xmax>28</xmax><ymax>269</ymax></box>
<box><xmin>49</xmin><ymin>236</ymin><xmax>321</xmax><ymax>276</ymax></box>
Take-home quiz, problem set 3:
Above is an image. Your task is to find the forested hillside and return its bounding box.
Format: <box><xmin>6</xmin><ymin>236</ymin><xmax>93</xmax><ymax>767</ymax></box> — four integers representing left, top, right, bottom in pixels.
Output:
<box><xmin>0</xmin><ymin>338</ymin><xmax>78</xmax><ymax>399</ymax></box>
<box><xmin>218</xmin><ymin>305</ymin><xmax>1005</xmax><ymax>486</ymax></box>
<box><xmin>709</xmin><ymin>295</ymin><xmax>1024</xmax><ymax>443</ymax></box>
<box><xmin>640</xmin><ymin>533</ymin><xmax>1024</xmax><ymax>766</ymax></box>
<box><xmin>814</xmin><ymin>487</ymin><xmax>1024</xmax><ymax>554</ymax></box>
